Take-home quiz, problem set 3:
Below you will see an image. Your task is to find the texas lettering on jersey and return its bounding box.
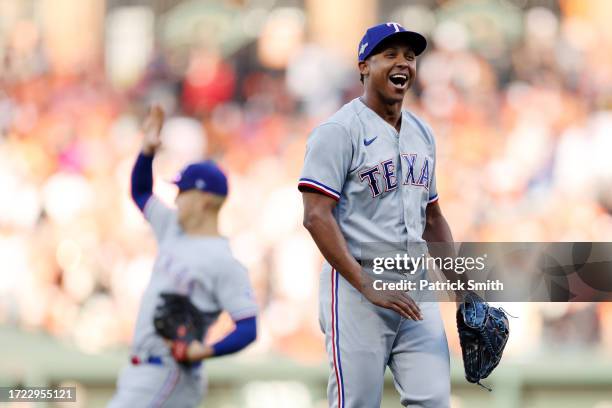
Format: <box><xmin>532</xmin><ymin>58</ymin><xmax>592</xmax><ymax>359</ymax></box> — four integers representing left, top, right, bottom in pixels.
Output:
<box><xmin>359</xmin><ymin>153</ymin><xmax>430</xmax><ymax>198</ymax></box>
<box><xmin>298</xmin><ymin>98</ymin><xmax>438</xmax><ymax>256</ymax></box>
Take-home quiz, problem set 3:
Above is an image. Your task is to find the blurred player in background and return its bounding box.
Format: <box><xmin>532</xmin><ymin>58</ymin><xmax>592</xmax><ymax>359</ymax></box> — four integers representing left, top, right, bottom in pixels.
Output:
<box><xmin>108</xmin><ymin>106</ymin><xmax>258</xmax><ymax>407</ymax></box>
<box><xmin>299</xmin><ymin>23</ymin><xmax>455</xmax><ymax>407</ymax></box>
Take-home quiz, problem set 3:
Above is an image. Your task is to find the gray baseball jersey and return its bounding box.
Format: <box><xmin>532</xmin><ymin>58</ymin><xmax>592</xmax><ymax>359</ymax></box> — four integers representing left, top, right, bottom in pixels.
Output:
<box><xmin>298</xmin><ymin>98</ymin><xmax>438</xmax><ymax>259</ymax></box>
<box><xmin>108</xmin><ymin>196</ymin><xmax>257</xmax><ymax>408</ymax></box>
<box><xmin>299</xmin><ymin>98</ymin><xmax>450</xmax><ymax>407</ymax></box>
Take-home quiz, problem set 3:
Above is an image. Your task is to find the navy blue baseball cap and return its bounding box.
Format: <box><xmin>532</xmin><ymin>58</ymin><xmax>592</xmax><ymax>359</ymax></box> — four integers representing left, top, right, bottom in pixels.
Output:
<box><xmin>358</xmin><ymin>22</ymin><xmax>427</xmax><ymax>61</ymax></box>
<box><xmin>173</xmin><ymin>160</ymin><xmax>228</xmax><ymax>196</ymax></box>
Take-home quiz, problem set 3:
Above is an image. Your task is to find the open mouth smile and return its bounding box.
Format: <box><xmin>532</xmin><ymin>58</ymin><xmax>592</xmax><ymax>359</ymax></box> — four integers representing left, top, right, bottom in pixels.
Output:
<box><xmin>389</xmin><ymin>73</ymin><xmax>409</xmax><ymax>90</ymax></box>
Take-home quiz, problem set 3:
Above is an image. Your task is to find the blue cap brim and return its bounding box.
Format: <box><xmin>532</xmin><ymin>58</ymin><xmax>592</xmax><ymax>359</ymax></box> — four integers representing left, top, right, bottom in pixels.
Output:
<box><xmin>397</xmin><ymin>31</ymin><xmax>427</xmax><ymax>56</ymax></box>
<box><xmin>361</xmin><ymin>31</ymin><xmax>427</xmax><ymax>61</ymax></box>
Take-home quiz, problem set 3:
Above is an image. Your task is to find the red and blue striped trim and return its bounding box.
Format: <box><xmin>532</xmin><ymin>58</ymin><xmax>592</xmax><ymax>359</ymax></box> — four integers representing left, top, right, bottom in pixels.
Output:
<box><xmin>298</xmin><ymin>178</ymin><xmax>340</xmax><ymax>201</ymax></box>
<box><xmin>331</xmin><ymin>268</ymin><xmax>345</xmax><ymax>407</ymax></box>
<box><xmin>428</xmin><ymin>193</ymin><xmax>439</xmax><ymax>204</ymax></box>
<box><xmin>149</xmin><ymin>367</ymin><xmax>180</xmax><ymax>408</ymax></box>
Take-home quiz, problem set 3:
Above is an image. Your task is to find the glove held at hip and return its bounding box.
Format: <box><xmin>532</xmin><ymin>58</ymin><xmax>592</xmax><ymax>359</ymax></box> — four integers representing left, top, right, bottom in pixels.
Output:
<box><xmin>153</xmin><ymin>293</ymin><xmax>208</xmax><ymax>366</ymax></box>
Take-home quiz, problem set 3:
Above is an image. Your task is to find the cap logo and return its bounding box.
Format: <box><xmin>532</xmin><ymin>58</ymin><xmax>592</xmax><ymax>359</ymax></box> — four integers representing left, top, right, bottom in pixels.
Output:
<box><xmin>359</xmin><ymin>42</ymin><xmax>368</xmax><ymax>56</ymax></box>
<box><xmin>386</xmin><ymin>22</ymin><xmax>402</xmax><ymax>32</ymax></box>
<box><xmin>195</xmin><ymin>179</ymin><xmax>206</xmax><ymax>189</ymax></box>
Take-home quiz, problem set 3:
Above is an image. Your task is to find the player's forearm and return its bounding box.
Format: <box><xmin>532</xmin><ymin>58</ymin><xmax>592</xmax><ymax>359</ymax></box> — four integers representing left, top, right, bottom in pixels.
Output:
<box><xmin>141</xmin><ymin>143</ymin><xmax>157</xmax><ymax>156</ymax></box>
<box><xmin>424</xmin><ymin>214</ymin><xmax>456</xmax><ymax>273</ymax></box>
<box><xmin>303</xmin><ymin>209</ymin><xmax>367</xmax><ymax>292</ymax></box>
<box><xmin>130</xmin><ymin>153</ymin><xmax>154</xmax><ymax>212</ymax></box>
<box><xmin>423</xmin><ymin>212</ymin><xmax>453</xmax><ymax>244</ymax></box>
<box><xmin>423</xmin><ymin>201</ymin><xmax>455</xmax><ymax>258</ymax></box>
<box><xmin>423</xmin><ymin>209</ymin><xmax>469</xmax><ymax>290</ymax></box>
<box><xmin>186</xmin><ymin>316</ymin><xmax>257</xmax><ymax>361</ymax></box>
<box><xmin>211</xmin><ymin>316</ymin><xmax>257</xmax><ymax>357</ymax></box>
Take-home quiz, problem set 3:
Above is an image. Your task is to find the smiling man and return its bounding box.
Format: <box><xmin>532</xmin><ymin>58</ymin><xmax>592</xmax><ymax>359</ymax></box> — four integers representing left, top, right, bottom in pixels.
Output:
<box><xmin>299</xmin><ymin>23</ymin><xmax>454</xmax><ymax>407</ymax></box>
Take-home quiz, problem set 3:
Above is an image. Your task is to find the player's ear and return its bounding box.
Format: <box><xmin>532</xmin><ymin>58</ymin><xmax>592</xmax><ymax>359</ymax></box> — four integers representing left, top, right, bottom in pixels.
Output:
<box><xmin>200</xmin><ymin>194</ymin><xmax>212</xmax><ymax>212</ymax></box>
<box><xmin>358</xmin><ymin>60</ymin><xmax>369</xmax><ymax>80</ymax></box>
<box><xmin>201</xmin><ymin>193</ymin><xmax>224</xmax><ymax>212</ymax></box>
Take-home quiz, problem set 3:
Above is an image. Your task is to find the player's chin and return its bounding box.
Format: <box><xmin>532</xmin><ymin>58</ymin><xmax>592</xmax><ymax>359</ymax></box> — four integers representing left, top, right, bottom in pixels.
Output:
<box><xmin>385</xmin><ymin>81</ymin><xmax>409</xmax><ymax>102</ymax></box>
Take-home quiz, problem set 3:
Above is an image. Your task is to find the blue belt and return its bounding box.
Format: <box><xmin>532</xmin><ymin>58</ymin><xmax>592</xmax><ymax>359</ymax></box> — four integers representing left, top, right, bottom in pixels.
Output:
<box><xmin>131</xmin><ymin>355</ymin><xmax>163</xmax><ymax>365</ymax></box>
<box><xmin>147</xmin><ymin>356</ymin><xmax>163</xmax><ymax>365</ymax></box>
<box><xmin>131</xmin><ymin>355</ymin><xmax>201</xmax><ymax>368</ymax></box>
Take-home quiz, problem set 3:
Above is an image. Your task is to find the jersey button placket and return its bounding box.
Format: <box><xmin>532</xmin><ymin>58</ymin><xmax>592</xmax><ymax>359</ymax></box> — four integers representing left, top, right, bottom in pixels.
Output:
<box><xmin>398</xmin><ymin>127</ymin><xmax>416</xmax><ymax>255</ymax></box>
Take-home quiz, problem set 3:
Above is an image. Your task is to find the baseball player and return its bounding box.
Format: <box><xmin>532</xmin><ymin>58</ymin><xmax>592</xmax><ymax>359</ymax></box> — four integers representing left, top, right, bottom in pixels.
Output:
<box><xmin>299</xmin><ymin>23</ymin><xmax>455</xmax><ymax>407</ymax></box>
<box><xmin>108</xmin><ymin>106</ymin><xmax>258</xmax><ymax>408</ymax></box>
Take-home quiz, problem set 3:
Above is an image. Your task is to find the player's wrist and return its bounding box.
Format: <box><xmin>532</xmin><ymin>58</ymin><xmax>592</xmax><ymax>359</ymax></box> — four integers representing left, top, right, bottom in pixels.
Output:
<box><xmin>141</xmin><ymin>145</ymin><xmax>157</xmax><ymax>157</ymax></box>
<box><xmin>201</xmin><ymin>344</ymin><xmax>215</xmax><ymax>359</ymax></box>
<box><xmin>356</xmin><ymin>273</ymin><xmax>375</xmax><ymax>294</ymax></box>
<box><xmin>187</xmin><ymin>342</ymin><xmax>213</xmax><ymax>361</ymax></box>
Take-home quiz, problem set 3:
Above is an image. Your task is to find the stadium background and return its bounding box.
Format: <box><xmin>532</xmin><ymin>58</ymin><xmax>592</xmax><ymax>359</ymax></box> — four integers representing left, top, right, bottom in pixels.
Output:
<box><xmin>1</xmin><ymin>0</ymin><xmax>611</xmax><ymax>406</ymax></box>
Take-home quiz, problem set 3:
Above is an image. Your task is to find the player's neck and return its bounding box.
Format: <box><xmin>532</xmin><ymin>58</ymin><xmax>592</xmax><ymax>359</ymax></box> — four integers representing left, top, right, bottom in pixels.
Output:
<box><xmin>181</xmin><ymin>216</ymin><xmax>220</xmax><ymax>237</ymax></box>
<box><xmin>360</xmin><ymin>93</ymin><xmax>403</xmax><ymax>132</ymax></box>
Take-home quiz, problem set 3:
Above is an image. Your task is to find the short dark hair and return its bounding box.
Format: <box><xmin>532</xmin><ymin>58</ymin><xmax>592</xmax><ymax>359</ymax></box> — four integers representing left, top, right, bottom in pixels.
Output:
<box><xmin>360</xmin><ymin>73</ymin><xmax>364</xmax><ymax>84</ymax></box>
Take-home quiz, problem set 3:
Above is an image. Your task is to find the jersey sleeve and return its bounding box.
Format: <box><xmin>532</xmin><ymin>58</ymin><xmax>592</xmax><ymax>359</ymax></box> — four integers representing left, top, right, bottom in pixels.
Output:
<box><xmin>427</xmin><ymin>126</ymin><xmax>438</xmax><ymax>204</ymax></box>
<box><xmin>143</xmin><ymin>196</ymin><xmax>177</xmax><ymax>242</ymax></box>
<box><xmin>428</xmin><ymin>170</ymin><xmax>438</xmax><ymax>203</ymax></box>
<box><xmin>215</xmin><ymin>262</ymin><xmax>258</xmax><ymax>321</ymax></box>
<box><xmin>298</xmin><ymin>122</ymin><xmax>353</xmax><ymax>201</ymax></box>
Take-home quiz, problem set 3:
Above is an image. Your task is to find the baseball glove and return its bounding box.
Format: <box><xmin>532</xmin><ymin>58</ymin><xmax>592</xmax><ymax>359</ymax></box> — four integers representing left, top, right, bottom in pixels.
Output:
<box><xmin>456</xmin><ymin>292</ymin><xmax>510</xmax><ymax>391</ymax></box>
<box><xmin>153</xmin><ymin>293</ymin><xmax>207</xmax><ymax>365</ymax></box>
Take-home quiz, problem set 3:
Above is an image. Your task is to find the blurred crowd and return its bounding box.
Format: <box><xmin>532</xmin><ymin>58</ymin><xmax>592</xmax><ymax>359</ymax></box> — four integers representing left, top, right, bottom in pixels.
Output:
<box><xmin>1</xmin><ymin>0</ymin><xmax>612</xmax><ymax>363</ymax></box>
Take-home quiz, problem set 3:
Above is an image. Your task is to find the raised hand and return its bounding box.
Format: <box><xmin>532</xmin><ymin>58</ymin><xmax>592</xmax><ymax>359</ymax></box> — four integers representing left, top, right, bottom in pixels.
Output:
<box><xmin>141</xmin><ymin>105</ymin><xmax>165</xmax><ymax>156</ymax></box>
